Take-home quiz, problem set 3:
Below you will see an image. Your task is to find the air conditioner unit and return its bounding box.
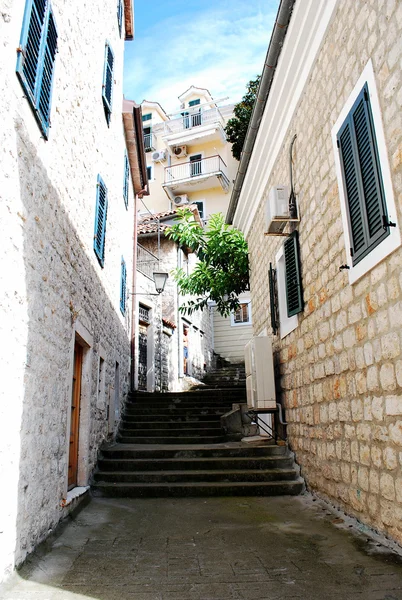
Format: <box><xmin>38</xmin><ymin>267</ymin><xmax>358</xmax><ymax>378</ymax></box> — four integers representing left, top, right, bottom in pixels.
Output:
<box><xmin>173</xmin><ymin>145</ymin><xmax>187</xmax><ymax>157</ymax></box>
<box><xmin>265</xmin><ymin>185</ymin><xmax>297</xmax><ymax>234</ymax></box>
<box><xmin>245</xmin><ymin>337</ymin><xmax>276</xmax><ymax>410</ymax></box>
<box><xmin>152</xmin><ymin>150</ymin><xmax>166</xmax><ymax>162</ymax></box>
<box><xmin>174</xmin><ymin>194</ymin><xmax>189</xmax><ymax>206</ymax></box>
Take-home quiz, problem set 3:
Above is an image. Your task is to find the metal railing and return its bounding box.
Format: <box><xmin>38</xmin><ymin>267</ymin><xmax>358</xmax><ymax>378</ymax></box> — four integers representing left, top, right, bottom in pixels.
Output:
<box><xmin>144</xmin><ymin>132</ymin><xmax>157</xmax><ymax>151</ymax></box>
<box><xmin>137</xmin><ymin>243</ymin><xmax>159</xmax><ymax>280</ymax></box>
<box><xmin>164</xmin><ymin>154</ymin><xmax>228</xmax><ymax>185</ymax></box>
<box><xmin>163</xmin><ymin>107</ymin><xmax>225</xmax><ymax>135</ymax></box>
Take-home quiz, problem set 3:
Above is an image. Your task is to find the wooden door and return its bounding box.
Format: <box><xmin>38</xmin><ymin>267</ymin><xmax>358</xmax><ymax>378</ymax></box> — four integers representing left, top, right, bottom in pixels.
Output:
<box><xmin>68</xmin><ymin>343</ymin><xmax>83</xmax><ymax>489</ymax></box>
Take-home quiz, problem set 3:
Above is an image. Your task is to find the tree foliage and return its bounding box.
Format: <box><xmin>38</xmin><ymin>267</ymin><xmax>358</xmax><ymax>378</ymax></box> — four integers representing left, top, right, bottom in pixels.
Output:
<box><xmin>224</xmin><ymin>76</ymin><xmax>261</xmax><ymax>161</ymax></box>
<box><xmin>165</xmin><ymin>208</ymin><xmax>249</xmax><ymax>317</ymax></box>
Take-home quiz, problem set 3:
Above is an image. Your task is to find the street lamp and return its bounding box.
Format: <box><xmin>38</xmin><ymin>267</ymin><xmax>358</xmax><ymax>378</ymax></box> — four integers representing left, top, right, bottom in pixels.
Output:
<box><xmin>153</xmin><ymin>272</ymin><xmax>168</xmax><ymax>294</ymax></box>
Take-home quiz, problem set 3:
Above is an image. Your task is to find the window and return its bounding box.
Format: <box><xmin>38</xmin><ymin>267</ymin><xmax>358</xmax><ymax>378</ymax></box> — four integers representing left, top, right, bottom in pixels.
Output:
<box><xmin>188</xmin><ymin>99</ymin><xmax>201</xmax><ymax>126</ymax></box>
<box><xmin>123</xmin><ymin>149</ymin><xmax>129</xmax><ymax>208</ymax></box>
<box><xmin>120</xmin><ymin>257</ymin><xmax>127</xmax><ymax>315</ymax></box>
<box><xmin>275</xmin><ymin>232</ymin><xmax>303</xmax><ymax>339</ymax></box>
<box><xmin>94</xmin><ymin>175</ymin><xmax>108</xmax><ymax>267</ymax></box>
<box><xmin>142</xmin><ymin>113</ymin><xmax>152</xmax><ymax>122</ymax></box>
<box><xmin>143</xmin><ymin>126</ymin><xmax>152</xmax><ymax>150</ymax></box>
<box><xmin>117</xmin><ymin>0</ymin><xmax>123</xmax><ymax>37</ymax></box>
<box><xmin>102</xmin><ymin>42</ymin><xmax>114</xmax><ymax>125</ymax></box>
<box><xmin>231</xmin><ymin>302</ymin><xmax>252</xmax><ymax>326</ymax></box>
<box><xmin>146</xmin><ymin>166</ymin><xmax>152</xmax><ymax>181</ymax></box>
<box><xmin>332</xmin><ymin>60</ymin><xmax>400</xmax><ymax>283</ymax></box>
<box><xmin>16</xmin><ymin>0</ymin><xmax>58</xmax><ymax>139</ymax></box>
<box><xmin>194</xmin><ymin>201</ymin><xmax>204</xmax><ymax>220</ymax></box>
<box><xmin>190</xmin><ymin>154</ymin><xmax>202</xmax><ymax>177</ymax></box>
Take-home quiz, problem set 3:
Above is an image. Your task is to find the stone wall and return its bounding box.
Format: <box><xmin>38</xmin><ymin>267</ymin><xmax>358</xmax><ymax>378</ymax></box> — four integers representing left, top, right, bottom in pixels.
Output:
<box><xmin>138</xmin><ymin>235</ymin><xmax>213</xmax><ymax>388</ymax></box>
<box><xmin>246</xmin><ymin>0</ymin><xmax>402</xmax><ymax>542</ymax></box>
<box><xmin>0</xmin><ymin>0</ymin><xmax>134</xmax><ymax>578</ymax></box>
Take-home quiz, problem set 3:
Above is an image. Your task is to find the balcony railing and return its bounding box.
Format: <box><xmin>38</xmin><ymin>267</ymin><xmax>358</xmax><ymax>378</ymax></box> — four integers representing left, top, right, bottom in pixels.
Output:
<box><xmin>163</xmin><ymin>107</ymin><xmax>225</xmax><ymax>136</ymax></box>
<box><xmin>137</xmin><ymin>243</ymin><xmax>159</xmax><ymax>280</ymax></box>
<box><xmin>144</xmin><ymin>132</ymin><xmax>157</xmax><ymax>152</ymax></box>
<box><xmin>164</xmin><ymin>155</ymin><xmax>228</xmax><ymax>186</ymax></box>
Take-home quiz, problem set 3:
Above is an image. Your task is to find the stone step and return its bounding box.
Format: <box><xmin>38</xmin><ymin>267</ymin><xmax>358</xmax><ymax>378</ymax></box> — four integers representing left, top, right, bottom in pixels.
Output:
<box><xmin>122</xmin><ymin>413</ymin><xmax>225</xmax><ymax>423</ymax></box>
<box><xmin>91</xmin><ymin>478</ymin><xmax>304</xmax><ymax>498</ymax></box>
<box><xmin>119</xmin><ymin>421</ymin><xmax>222</xmax><ymax>431</ymax></box>
<box><xmin>93</xmin><ymin>468</ymin><xmax>298</xmax><ymax>484</ymax></box>
<box><xmin>98</xmin><ymin>455</ymin><xmax>294</xmax><ymax>472</ymax></box>
<box><xmin>116</xmin><ymin>435</ymin><xmax>227</xmax><ymax>444</ymax></box>
<box><xmin>123</xmin><ymin>406</ymin><xmax>233</xmax><ymax>415</ymax></box>
<box><xmin>101</xmin><ymin>443</ymin><xmax>286</xmax><ymax>460</ymax></box>
<box><xmin>118</xmin><ymin>426</ymin><xmax>223</xmax><ymax>437</ymax></box>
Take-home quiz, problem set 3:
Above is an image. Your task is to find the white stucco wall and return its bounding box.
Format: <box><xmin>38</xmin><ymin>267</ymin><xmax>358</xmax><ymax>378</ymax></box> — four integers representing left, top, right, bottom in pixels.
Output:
<box><xmin>0</xmin><ymin>0</ymin><xmax>134</xmax><ymax>578</ymax></box>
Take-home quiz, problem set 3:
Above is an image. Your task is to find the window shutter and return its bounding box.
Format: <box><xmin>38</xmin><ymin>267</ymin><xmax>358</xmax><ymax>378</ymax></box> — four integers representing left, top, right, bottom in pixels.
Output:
<box><xmin>268</xmin><ymin>263</ymin><xmax>278</xmax><ymax>335</ymax></box>
<box><xmin>102</xmin><ymin>42</ymin><xmax>114</xmax><ymax>123</ymax></box>
<box><xmin>16</xmin><ymin>0</ymin><xmax>58</xmax><ymax>138</ymax></box>
<box><xmin>120</xmin><ymin>257</ymin><xmax>127</xmax><ymax>315</ymax></box>
<box><xmin>284</xmin><ymin>231</ymin><xmax>303</xmax><ymax>317</ymax></box>
<box><xmin>94</xmin><ymin>175</ymin><xmax>108</xmax><ymax>267</ymax></box>
<box><xmin>123</xmin><ymin>149</ymin><xmax>129</xmax><ymax>208</ymax></box>
<box><xmin>337</xmin><ymin>84</ymin><xmax>389</xmax><ymax>265</ymax></box>
<box><xmin>117</xmin><ymin>0</ymin><xmax>123</xmax><ymax>37</ymax></box>
<box><xmin>37</xmin><ymin>7</ymin><xmax>57</xmax><ymax>133</ymax></box>
<box><xmin>189</xmin><ymin>99</ymin><xmax>200</xmax><ymax>107</ymax></box>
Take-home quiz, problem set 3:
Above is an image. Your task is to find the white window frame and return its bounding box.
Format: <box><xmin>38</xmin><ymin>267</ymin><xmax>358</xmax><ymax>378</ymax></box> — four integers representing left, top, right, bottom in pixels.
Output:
<box><xmin>193</xmin><ymin>199</ymin><xmax>206</xmax><ymax>220</ymax></box>
<box><xmin>276</xmin><ymin>245</ymin><xmax>298</xmax><ymax>339</ymax></box>
<box><xmin>331</xmin><ymin>59</ymin><xmax>400</xmax><ymax>284</ymax></box>
<box><xmin>230</xmin><ymin>299</ymin><xmax>252</xmax><ymax>327</ymax></box>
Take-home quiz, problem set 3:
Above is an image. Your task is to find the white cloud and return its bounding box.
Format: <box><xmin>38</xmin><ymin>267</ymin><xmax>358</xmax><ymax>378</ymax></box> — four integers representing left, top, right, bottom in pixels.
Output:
<box><xmin>124</xmin><ymin>1</ymin><xmax>277</xmax><ymax>113</ymax></box>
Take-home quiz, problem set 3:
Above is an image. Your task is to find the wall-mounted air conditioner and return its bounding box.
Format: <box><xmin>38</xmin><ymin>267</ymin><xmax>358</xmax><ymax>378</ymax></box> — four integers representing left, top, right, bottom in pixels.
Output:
<box><xmin>152</xmin><ymin>150</ymin><xmax>166</xmax><ymax>162</ymax></box>
<box><xmin>173</xmin><ymin>145</ymin><xmax>187</xmax><ymax>158</ymax></box>
<box><xmin>245</xmin><ymin>337</ymin><xmax>276</xmax><ymax>410</ymax></box>
<box><xmin>265</xmin><ymin>185</ymin><xmax>298</xmax><ymax>235</ymax></box>
<box><xmin>174</xmin><ymin>194</ymin><xmax>189</xmax><ymax>206</ymax></box>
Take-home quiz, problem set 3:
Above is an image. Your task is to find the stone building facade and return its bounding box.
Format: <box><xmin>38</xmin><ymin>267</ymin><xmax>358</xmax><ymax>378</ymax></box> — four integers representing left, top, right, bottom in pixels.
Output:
<box><xmin>229</xmin><ymin>0</ymin><xmax>402</xmax><ymax>543</ymax></box>
<box><xmin>136</xmin><ymin>209</ymin><xmax>214</xmax><ymax>391</ymax></box>
<box><xmin>0</xmin><ymin>0</ymin><xmax>139</xmax><ymax>579</ymax></box>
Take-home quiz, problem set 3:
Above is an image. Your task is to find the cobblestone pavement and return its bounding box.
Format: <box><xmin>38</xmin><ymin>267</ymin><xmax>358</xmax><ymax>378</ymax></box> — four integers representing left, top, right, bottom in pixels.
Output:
<box><xmin>2</xmin><ymin>494</ymin><xmax>402</xmax><ymax>600</ymax></box>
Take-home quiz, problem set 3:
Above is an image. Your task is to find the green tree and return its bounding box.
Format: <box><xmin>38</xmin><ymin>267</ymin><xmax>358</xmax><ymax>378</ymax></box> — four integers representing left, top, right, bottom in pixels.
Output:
<box><xmin>166</xmin><ymin>208</ymin><xmax>249</xmax><ymax>317</ymax></box>
<box><xmin>225</xmin><ymin>76</ymin><xmax>261</xmax><ymax>161</ymax></box>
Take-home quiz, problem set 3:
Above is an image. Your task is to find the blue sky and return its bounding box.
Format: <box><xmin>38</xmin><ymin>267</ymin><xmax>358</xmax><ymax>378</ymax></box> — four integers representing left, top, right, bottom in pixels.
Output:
<box><xmin>124</xmin><ymin>0</ymin><xmax>279</xmax><ymax>114</ymax></box>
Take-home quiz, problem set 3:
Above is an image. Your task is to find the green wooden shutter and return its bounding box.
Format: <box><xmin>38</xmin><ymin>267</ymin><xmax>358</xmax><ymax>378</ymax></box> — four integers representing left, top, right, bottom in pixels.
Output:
<box><xmin>268</xmin><ymin>263</ymin><xmax>278</xmax><ymax>335</ymax></box>
<box><xmin>94</xmin><ymin>175</ymin><xmax>108</xmax><ymax>267</ymax></box>
<box><xmin>120</xmin><ymin>257</ymin><xmax>127</xmax><ymax>314</ymax></box>
<box><xmin>102</xmin><ymin>42</ymin><xmax>114</xmax><ymax>124</ymax></box>
<box><xmin>284</xmin><ymin>231</ymin><xmax>303</xmax><ymax>317</ymax></box>
<box><xmin>16</xmin><ymin>0</ymin><xmax>58</xmax><ymax>138</ymax></box>
<box><xmin>189</xmin><ymin>99</ymin><xmax>200</xmax><ymax>107</ymax></box>
<box><xmin>37</xmin><ymin>7</ymin><xmax>57</xmax><ymax>133</ymax></box>
<box><xmin>337</xmin><ymin>84</ymin><xmax>389</xmax><ymax>265</ymax></box>
<box><xmin>123</xmin><ymin>149</ymin><xmax>129</xmax><ymax>208</ymax></box>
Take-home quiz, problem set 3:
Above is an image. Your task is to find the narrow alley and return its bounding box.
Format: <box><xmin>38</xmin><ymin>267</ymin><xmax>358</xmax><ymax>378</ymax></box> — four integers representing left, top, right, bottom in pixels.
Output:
<box><xmin>2</xmin><ymin>494</ymin><xmax>402</xmax><ymax>600</ymax></box>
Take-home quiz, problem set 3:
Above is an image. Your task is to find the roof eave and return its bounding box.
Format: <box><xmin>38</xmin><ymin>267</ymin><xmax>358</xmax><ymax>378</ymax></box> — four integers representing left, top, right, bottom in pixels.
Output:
<box><xmin>124</xmin><ymin>0</ymin><xmax>134</xmax><ymax>40</ymax></box>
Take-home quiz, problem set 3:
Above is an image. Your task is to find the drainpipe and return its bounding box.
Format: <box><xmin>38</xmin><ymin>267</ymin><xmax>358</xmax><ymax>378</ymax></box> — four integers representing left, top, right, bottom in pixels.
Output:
<box><xmin>226</xmin><ymin>0</ymin><xmax>296</xmax><ymax>225</ymax></box>
<box><xmin>130</xmin><ymin>193</ymin><xmax>139</xmax><ymax>392</ymax></box>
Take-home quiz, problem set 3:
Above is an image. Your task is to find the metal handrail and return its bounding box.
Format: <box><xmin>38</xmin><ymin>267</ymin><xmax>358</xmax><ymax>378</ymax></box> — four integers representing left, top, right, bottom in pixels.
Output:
<box><xmin>163</xmin><ymin>107</ymin><xmax>225</xmax><ymax>135</ymax></box>
<box><xmin>144</xmin><ymin>132</ymin><xmax>157</xmax><ymax>150</ymax></box>
<box><xmin>164</xmin><ymin>154</ymin><xmax>228</xmax><ymax>185</ymax></box>
<box><xmin>246</xmin><ymin>409</ymin><xmax>287</xmax><ymax>443</ymax></box>
<box><xmin>137</xmin><ymin>243</ymin><xmax>159</xmax><ymax>280</ymax></box>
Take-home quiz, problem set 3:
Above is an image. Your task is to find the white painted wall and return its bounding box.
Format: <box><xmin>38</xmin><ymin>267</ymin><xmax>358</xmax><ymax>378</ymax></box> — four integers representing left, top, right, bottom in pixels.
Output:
<box><xmin>0</xmin><ymin>0</ymin><xmax>134</xmax><ymax>579</ymax></box>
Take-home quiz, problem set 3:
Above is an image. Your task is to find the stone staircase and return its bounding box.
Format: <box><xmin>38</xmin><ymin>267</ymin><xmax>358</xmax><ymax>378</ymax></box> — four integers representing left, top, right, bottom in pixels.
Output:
<box><xmin>91</xmin><ymin>364</ymin><xmax>303</xmax><ymax>497</ymax></box>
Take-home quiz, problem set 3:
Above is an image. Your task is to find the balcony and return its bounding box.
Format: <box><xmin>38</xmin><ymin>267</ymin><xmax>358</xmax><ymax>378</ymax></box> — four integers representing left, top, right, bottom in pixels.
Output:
<box><xmin>163</xmin><ymin>155</ymin><xmax>230</xmax><ymax>194</ymax></box>
<box><xmin>137</xmin><ymin>244</ymin><xmax>159</xmax><ymax>280</ymax></box>
<box><xmin>162</xmin><ymin>107</ymin><xmax>226</xmax><ymax>147</ymax></box>
<box><xmin>144</xmin><ymin>132</ymin><xmax>157</xmax><ymax>152</ymax></box>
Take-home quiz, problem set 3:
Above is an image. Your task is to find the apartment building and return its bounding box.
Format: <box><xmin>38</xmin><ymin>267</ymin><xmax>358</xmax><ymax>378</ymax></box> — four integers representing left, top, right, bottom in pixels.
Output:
<box><xmin>0</xmin><ymin>0</ymin><xmax>145</xmax><ymax>579</ymax></box>
<box><xmin>228</xmin><ymin>0</ymin><xmax>402</xmax><ymax>544</ymax></box>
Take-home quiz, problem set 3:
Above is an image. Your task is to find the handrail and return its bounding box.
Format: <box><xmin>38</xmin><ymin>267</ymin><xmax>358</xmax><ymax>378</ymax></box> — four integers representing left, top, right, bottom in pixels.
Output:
<box><xmin>137</xmin><ymin>243</ymin><xmax>159</xmax><ymax>280</ymax></box>
<box><xmin>163</xmin><ymin>107</ymin><xmax>225</xmax><ymax>135</ymax></box>
<box><xmin>246</xmin><ymin>409</ymin><xmax>287</xmax><ymax>443</ymax></box>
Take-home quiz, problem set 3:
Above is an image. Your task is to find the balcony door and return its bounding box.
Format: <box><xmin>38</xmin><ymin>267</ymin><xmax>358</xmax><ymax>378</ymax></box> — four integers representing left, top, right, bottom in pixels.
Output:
<box><xmin>190</xmin><ymin>154</ymin><xmax>202</xmax><ymax>177</ymax></box>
